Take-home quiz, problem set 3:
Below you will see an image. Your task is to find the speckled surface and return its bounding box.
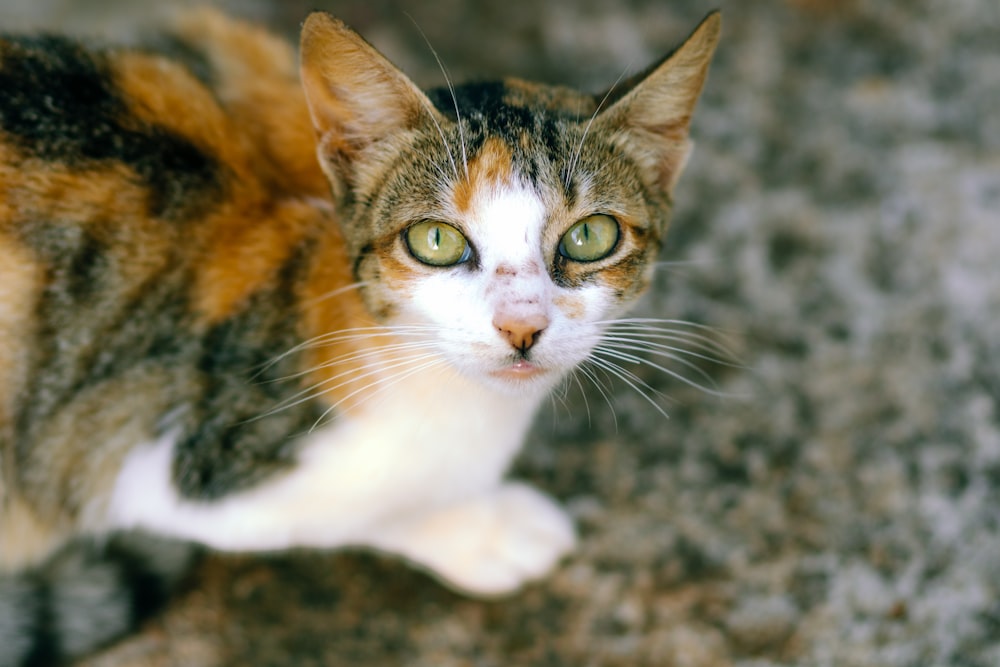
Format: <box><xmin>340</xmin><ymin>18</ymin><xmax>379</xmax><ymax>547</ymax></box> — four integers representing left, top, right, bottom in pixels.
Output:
<box><xmin>4</xmin><ymin>0</ymin><xmax>999</xmax><ymax>664</ymax></box>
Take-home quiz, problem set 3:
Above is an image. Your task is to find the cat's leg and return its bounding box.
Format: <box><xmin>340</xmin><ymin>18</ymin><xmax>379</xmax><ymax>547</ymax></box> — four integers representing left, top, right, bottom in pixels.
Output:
<box><xmin>360</xmin><ymin>481</ymin><xmax>576</xmax><ymax>596</ymax></box>
<box><xmin>111</xmin><ymin>433</ymin><xmax>575</xmax><ymax>595</ymax></box>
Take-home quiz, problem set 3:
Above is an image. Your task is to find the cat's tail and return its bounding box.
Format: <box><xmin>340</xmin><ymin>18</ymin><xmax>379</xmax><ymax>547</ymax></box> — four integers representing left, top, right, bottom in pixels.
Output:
<box><xmin>0</xmin><ymin>533</ymin><xmax>197</xmax><ymax>666</ymax></box>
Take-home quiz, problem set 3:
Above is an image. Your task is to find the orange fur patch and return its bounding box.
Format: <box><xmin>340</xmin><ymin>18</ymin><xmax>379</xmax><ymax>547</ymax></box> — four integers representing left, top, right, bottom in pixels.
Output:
<box><xmin>554</xmin><ymin>293</ymin><xmax>586</xmax><ymax>320</ymax></box>
<box><xmin>110</xmin><ymin>10</ymin><xmax>333</xmax><ymax>325</ymax></box>
<box><xmin>0</xmin><ymin>152</ymin><xmax>149</xmax><ymax>227</ymax></box>
<box><xmin>0</xmin><ymin>155</ymin><xmax>174</xmax><ymax>311</ymax></box>
<box><xmin>0</xmin><ymin>232</ymin><xmax>41</xmax><ymax>443</ymax></box>
<box><xmin>297</xmin><ymin>220</ymin><xmax>398</xmax><ymax>416</ymax></box>
<box><xmin>189</xmin><ymin>199</ymin><xmax>313</xmax><ymax>324</ymax></box>
<box><xmin>113</xmin><ymin>51</ymin><xmax>238</xmax><ymax>176</ymax></box>
<box><xmin>171</xmin><ymin>9</ymin><xmax>329</xmax><ymax>197</ymax></box>
<box><xmin>451</xmin><ymin>137</ymin><xmax>515</xmax><ymax>213</ymax></box>
<box><xmin>0</xmin><ymin>497</ymin><xmax>65</xmax><ymax>571</ymax></box>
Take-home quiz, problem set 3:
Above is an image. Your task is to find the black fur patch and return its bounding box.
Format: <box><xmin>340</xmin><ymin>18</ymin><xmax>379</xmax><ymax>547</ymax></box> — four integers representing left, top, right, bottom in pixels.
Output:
<box><xmin>141</xmin><ymin>32</ymin><xmax>216</xmax><ymax>89</ymax></box>
<box><xmin>12</xmin><ymin>219</ymin><xmax>193</xmax><ymax>472</ymax></box>
<box><xmin>7</xmin><ymin>534</ymin><xmax>197</xmax><ymax>666</ymax></box>
<box><xmin>430</xmin><ymin>81</ymin><xmax>535</xmax><ymax>131</ymax></box>
<box><xmin>172</xmin><ymin>244</ymin><xmax>325</xmax><ymax>500</ymax></box>
<box><xmin>427</xmin><ymin>81</ymin><xmax>575</xmax><ymax>194</ymax></box>
<box><xmin>0</xmin><ymin>34</ymin><xmax>220</xmax><ymax>219</ymax></box>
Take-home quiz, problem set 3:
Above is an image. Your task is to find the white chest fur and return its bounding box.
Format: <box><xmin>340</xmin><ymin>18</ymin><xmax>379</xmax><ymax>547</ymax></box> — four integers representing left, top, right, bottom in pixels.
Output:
<box><xmin>107</xmin><ymin>362</ymin><xmax>576</xmax><ymax>595</ymax></box>
<box><xmin>107</xmin><ymin>363</ymin><xmax>540</xmax><ymax>550</ymax></box>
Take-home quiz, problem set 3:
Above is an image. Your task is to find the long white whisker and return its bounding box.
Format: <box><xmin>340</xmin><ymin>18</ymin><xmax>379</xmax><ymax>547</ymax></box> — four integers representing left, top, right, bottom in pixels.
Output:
<box><xmin>252</xmin><ymin>324</ymin><xmax>441</xmax><ymax>379</ymax></box>
<box><xmin>406</xmin><ymin>14</ymin><xmax>467</xmax><ymax>178</ymax></box>
<box><xmin>598</xmin><ymin>316</ymin><xmax>734</xmax><ymax>336</ymax></box>
<box><xmin>586</xmin><ymin>355</ymin><xmax>672</xmax><ymax>421</ymax></box>
<box><xmin>575</xmin><ymin>363</ymin><xmax>618</xmax><ymax>432</ymax></box>
<box><xmin>250</xmin><ymin>346</ymin><xmax>442</xmax><ymax>423</ymax></box>
<box><xmin>599</xmin><ymin>334</ymin><xmax>741</xmax><ymax>369</ymax></box>
<box><xmin>653</xmin><ymin>259</ymin><xmax>719</xmax><ymax>270</ymax></box>
<box><xmin>301</xmin><ymin>281</ymin><xmax>370</xmax><ymax>309</ymax></box>
<box><xmin>593</xmin><ymin>344</ymin><xmax>727</xmax><ymax>398</ymax></box>
<box><xmin>276</xmin><ymin>345</ymin><xmax>443</xmax><ymax>412</ymax></box>
<box><xmin>564</xmin><ymin>58</ymin><xmax>636</xmax><ymax>190</ymax></box>
<box><xmin>268</xmin><ymin>340</ymin><xmax>441</xmax><ymax>384</ymax></box>
<box><xmin>310</xmin><ymin>355</ymin><xmax>450</xmax><ymax>431</ymax></box>
<box><xmin>570</xmin><ymin>371</ymin><xmax>593</xmax><ymax>429</ymax></box>
<box><xmin>600</xmin><ymin>318</ymin><xmax>742</xmax><ymax>361</ymax></box>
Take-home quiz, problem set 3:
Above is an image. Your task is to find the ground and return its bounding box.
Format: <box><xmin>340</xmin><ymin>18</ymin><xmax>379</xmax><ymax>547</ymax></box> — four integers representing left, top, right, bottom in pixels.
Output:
<box><xmin>4</xmin><ymin>0</ymin><xmax>1000</xmax><ymax>665</ymax></box>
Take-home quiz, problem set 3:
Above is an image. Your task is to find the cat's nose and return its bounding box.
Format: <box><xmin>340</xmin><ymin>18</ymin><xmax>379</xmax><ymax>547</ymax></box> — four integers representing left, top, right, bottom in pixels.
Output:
<box><xmin>494</xmin><ymin>313</ymin><xmax>549</xmax><ymax>352</ymax></box>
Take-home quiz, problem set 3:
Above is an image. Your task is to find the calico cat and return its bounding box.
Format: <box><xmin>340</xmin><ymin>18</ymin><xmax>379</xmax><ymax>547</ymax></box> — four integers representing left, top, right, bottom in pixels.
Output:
<box><xmin>0</xmin><ymin>8</ymin><xmax>720</xmax><ymax>664</ymax></box>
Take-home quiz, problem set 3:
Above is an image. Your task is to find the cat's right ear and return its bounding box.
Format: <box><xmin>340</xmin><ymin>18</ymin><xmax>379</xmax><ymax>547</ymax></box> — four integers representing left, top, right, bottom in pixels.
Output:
<box><xmin>299</xmin><ymin>12</ymin><xmax>445</xmax><ymax>198</ymax></box>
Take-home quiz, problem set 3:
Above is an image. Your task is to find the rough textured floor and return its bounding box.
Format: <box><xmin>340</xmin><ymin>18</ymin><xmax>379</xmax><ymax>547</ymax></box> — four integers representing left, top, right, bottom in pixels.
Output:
<box><xmin>4</xmin><ymin>0</ymin><xmax>999</xmax><ymax>665</ymax></box>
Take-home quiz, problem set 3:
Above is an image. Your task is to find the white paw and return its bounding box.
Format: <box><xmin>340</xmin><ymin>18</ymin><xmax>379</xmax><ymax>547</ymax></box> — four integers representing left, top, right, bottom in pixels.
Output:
<box><xmin>374</xmin><ymin>482</ymin><xmax>577</xmax><ymax>597</ymax></box>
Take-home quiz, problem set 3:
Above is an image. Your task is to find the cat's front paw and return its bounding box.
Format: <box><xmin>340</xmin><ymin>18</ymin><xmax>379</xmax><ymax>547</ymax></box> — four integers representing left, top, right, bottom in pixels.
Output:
<box><xmin>375</xmin><ymin>482</ymin><xmax>577</xmax><ymax>597</ymax></box>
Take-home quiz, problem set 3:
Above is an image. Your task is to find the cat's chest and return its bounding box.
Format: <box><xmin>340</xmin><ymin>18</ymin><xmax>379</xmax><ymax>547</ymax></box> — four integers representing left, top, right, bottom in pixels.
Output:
<box><xmin>106</xmin><ymin>365</ymin><xmax>544</xmax><ymax>550</ymax></box>
<box><xmin>303</xmin><ymin>368</ymin><xmax>538</xmax><ymax>502</ymax></box>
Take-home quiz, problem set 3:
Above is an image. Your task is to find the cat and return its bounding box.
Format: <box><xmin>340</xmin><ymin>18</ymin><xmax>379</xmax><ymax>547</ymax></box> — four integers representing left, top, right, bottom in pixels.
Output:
<box><xmin>0</xmin><ymin>7</ymin><xmax>720</xmax><ymax>664</ymax></box>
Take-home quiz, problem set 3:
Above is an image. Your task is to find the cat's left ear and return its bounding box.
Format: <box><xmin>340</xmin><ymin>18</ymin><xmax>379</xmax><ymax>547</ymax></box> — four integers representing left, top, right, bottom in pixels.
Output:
<box><xmin>299</xmin><ymin>12</ymin><xmax>446</xmax><ymax>199</ymax></box>
<box><xmin>595</xmin><ymin>11</ymin><xmax>721</xmax><ymax>194</ymax></box>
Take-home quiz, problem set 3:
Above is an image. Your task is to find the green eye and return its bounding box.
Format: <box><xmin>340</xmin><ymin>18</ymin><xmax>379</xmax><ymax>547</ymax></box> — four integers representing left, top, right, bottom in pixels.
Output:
<box><xmin>558</xmin><ymin>214</ymin><xmax>620</xmax><ymax>262</ymax></box>
<box><xmin>405</xmin><ymin>221</ymin><xmax>471</xmax><ymax>266</ymax></box>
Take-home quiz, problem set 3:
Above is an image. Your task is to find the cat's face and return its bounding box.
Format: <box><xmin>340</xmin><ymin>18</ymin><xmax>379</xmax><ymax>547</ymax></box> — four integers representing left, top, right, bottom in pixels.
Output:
<box><xmin>336</xmin><ymin>103</ymin><xmax>661</xmax><ymax>395</ymax></box>
<box><xmin>300</xmin><ymin>12</ymin><xmax>720</xmax><ymax>396</ymax></box>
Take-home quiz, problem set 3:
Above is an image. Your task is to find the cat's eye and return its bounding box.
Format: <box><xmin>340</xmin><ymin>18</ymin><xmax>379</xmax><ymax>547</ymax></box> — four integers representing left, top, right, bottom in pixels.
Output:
<box><xmin>558</xmin><ymin>214</ymin><xmax>620</xmax><ymax>262</ymax></box>
<box><xmin>404</xmin><ymin>220</ymin><xmax>471</xmax><ymax>267</ymax></box>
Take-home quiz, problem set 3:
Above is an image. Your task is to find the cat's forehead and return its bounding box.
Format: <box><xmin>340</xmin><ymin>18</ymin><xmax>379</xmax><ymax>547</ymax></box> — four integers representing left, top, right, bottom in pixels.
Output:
<box><xmin>423</xmin><ymin>79</ymin><xmax>600</xmax><ymax>209</ymax></box>
<box><xmin>427</xmin><ymin>79</ymin><xmax>598</xmax><ymax>123</ymax></box>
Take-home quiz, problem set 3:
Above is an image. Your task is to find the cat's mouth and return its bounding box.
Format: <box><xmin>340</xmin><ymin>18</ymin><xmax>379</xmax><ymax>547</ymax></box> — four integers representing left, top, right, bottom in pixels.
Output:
<box><xmin>490</xmin><ymin>359</ymin><xmax>547</xmax><ymax>382</ymax></box>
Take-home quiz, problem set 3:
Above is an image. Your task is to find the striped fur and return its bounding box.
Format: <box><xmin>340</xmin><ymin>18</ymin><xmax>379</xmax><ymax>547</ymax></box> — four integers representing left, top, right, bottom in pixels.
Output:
<box><xmin>0</xmin><ymin>9</ymin><xmax>719</xmax><ymax>663</ymax></box>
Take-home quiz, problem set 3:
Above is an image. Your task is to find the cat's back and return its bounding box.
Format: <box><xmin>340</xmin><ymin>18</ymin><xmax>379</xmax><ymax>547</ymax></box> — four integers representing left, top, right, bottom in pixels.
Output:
<box><xmin>0</xmin><ymin>6</ymin><xmax>330</xmax><ymax>382</ymax></box>
<box><xmin>0</xmin><ymin>7</ymin><xmax>326</xmax><ymax>211</ymax></box>
<box><xmin>0</xmin><ymin>10</ymin><xmax>336</xmax><ymax>553</ymax></box>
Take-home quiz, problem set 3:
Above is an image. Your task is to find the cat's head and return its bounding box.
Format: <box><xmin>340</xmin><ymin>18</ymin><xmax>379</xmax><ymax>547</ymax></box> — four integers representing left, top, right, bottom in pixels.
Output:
<box><xmin>299</xmin><ymin>12</ymin><xmax>720</xmax><ymax>396</ymax></box>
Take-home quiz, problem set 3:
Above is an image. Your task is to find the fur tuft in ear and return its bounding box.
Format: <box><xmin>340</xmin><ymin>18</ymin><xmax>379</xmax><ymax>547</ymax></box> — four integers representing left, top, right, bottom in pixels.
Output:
<box><xmin>299</xmin><ymin>12</ymin><xmax>446</xmax><ymax>199</ymax></box>
<box><xmin>596</xmin><ymin>11</ymin><xmax>721</xmax><ymax>194</ymax></box>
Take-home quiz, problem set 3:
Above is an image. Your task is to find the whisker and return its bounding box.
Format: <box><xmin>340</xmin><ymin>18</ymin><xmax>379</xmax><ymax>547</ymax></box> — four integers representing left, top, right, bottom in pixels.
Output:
<box><xmin>546</xmin><ymin>378</ymin><xmax>574</xmax><ymax>427</ymax></box>
<box><xmin>301</xmin><ymin>281</ymin><xmax>370</xmax><ymax>309</ymax></box>
<box><xmin>570</xmin><ymin>370</ymin><xmax>593</xmax><ymax>429</ymax></box>
<box><xmin>272</xmin><ymin>344</ymin><xmax>443</xmax><ymax>413</ymax></box>
<box><xmin>564</xmin><ymin>59</ymin><xmax>636</xmax><ymax>190</ymax></box>
<box><xmin>276</xmin><ymin>323</ymin><xmax>440</xmax><ymax>356</ymax></box>
<box><xmin>249</xmin><ymin>344</ymin><xmax>443</xmax><ymax>423</ymax></box>
<box><xmin>310</xmin><ymin>355</ymin><xmax>450</xmax><ymax>431</ymax></box>
<box><xmin>600</xmin><ymin>318</ymin><xmax>742</xmax><ymax>362</ymax></box>
<box><xmin>652</xmin><ymin>259</ymin><xmax>719</xmax><ymax>271</ymax></box>
<box><xmin>267</xmin><ymin>339</ymin><xmax>441</xmax><ymax>384</ymax></box>
<box><xmin>585</xmin><ymin>355</ymin><xmax>672</xmax><ymax>421</ymax></box>
<box><xmin>592</xmin><ymin>343</ymin><xmax>728</xmax><ymax>398</ymax></box>
<box><xmin>251</xmin><ymin>324</ymin><xmax>441</xmax><ymax>379</ymax></box>
<box><xmin>574</xmin><ymin>363</ymin><xmax>618</xmax><ymax>432</ymax></box>
<box><xmin>599</xmin><ymin>316</ymin><xmax>735</xmax><ymax>338</ymax></box>
<box><xmin>598</xmin><ymin>334</ymin><xmax>741</xmax><ymax>369</ymax></box>
<box><xmin>405</xmin><ymin>14</ymin><xmax>467</xmax><ymax>178</ymax></box>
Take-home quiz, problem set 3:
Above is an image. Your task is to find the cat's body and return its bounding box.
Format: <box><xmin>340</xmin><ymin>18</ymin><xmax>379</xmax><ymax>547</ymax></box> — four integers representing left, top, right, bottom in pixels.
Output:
<box><xmin>0</xmin><ymin>9</ymin><xmax>719</xmax><ymax>664</ymax></box>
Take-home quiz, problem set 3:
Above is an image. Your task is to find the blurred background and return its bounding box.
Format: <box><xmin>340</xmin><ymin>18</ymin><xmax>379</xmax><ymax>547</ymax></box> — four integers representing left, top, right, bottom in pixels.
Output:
<box><xmin>3</xmin><ymin>0</ymin><xmax>1000</xmax><ymax>665</ymax></box>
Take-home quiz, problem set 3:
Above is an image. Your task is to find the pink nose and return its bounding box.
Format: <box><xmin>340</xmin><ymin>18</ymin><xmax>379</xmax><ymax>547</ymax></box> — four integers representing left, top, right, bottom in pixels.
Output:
<box><xmin>494</xmin><ymin>313</ymin><xmax>549</xmax><ymax>352</ymax></box>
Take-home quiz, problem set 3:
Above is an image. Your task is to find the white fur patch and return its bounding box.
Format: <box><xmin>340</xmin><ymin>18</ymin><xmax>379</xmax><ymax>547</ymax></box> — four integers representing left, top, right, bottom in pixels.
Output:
<box><xmin>107</xmin><ymin>363</ymin><xmax>542</xmax><ymax>551</ymax></box>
